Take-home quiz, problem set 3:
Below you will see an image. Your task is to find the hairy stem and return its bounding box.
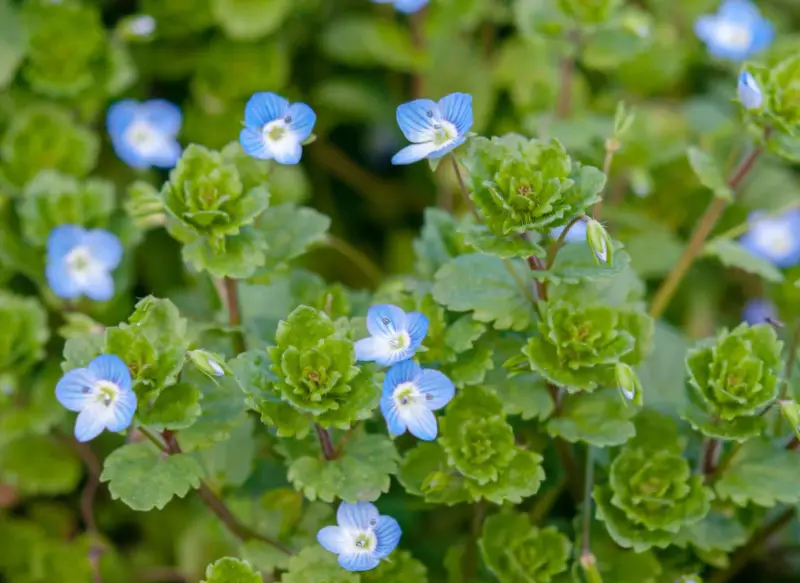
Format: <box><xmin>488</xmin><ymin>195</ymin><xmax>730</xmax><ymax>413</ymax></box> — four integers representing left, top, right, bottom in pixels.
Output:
<box><xmin>326</xmin><ymin>235</ymin><xmax>383</xmax><ymax>286</ymax></box>
<box><xmin>707</xmin><ymin>442</ymin><xmax>742</xmax><ymax>484</ymax></box>
<box><xmin>69</xmin><ymin>438</ymin><xmax>104</xmax><ymax>583</ymax></box>
<box><xmin>649</xmin><ymin>144</ymin><xmax>764</xmax><ymax>319</ymax></box>
<box><xmin>707</xmin><ymin>507</ymin><xmax>796</xmax><ymax>583</ymax></box>
<box><xmin>700</xmin><ymin>437</ymin><xmax>722</xmax><ymax>477</ymax></box>
<box><xmin>315</xmin><ymin>423</ymin><xmax>337</xmax><ymax>460</ymax></box>
<box><xmin>138</xmin><ymin>427</ymin><xmax>292</xmax><ymax>555</ymax></box>
<box><xmin>218</xmin><ymin>277</ymin><xmax>246</xmax><ymax>355</ymax></box>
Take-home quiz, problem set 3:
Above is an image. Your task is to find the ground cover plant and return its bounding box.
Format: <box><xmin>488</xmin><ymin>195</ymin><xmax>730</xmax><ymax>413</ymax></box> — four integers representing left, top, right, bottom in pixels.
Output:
<box><xmin>3</xmin><ymin>0</ymin><xmax>800</xmax><ymax>582</ymax></box>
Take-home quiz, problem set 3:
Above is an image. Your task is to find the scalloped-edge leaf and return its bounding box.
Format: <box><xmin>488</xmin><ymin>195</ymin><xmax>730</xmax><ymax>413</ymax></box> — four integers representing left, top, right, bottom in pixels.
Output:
<box><xmin>547</xmin><ymin>389</ymin><xmax>636</xmax><ymax>446</ymax></box>
<box><xmin>530</xmin><ymin>243</ymin><xmax>631</xmax><ymax>285</ymax></box>
<box><xmin>687</xmin><ymin>147</ymin><xmax>732</xmax><ymax>200</ymax></box>
<box><xmin>460</xmin><ymin>224</ymin><xmax>545</xmax><ymax>258</ymax></box>
<box><xmin>703</xmin><ymin>238</ymin><xmax>784</xmax><ymax>283</ymax></box>
<box><xmin>201</xmin><ymin>557</ymin><xmax>261</xmax><ymax>583</ymax></box>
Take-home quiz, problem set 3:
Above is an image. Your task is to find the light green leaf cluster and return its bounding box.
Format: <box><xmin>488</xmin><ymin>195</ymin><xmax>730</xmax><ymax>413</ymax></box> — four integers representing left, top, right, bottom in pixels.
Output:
<box><xmin>557</xmin><ymin>0</ymin><xmax>623</xmax><ymax>24</ymax></box>
<box><xmin>595</xmin><ymin>440</ymin><xmax>712</xmax><ymax>552</ymax></box>
<box><xmin>0</xmin><ymin>104</ymin><xmax>98</xmax><ymax>190</ymax></box>
<box><xmin>517</xmin><ymin>300</ymin><xmax>653</xmax><ymax>391</ymax></box>
<box><xmin>400</xmin><ymin>386</ymin><xmax>544</xmax><ymax>505</ymax></box>
<box><xmin>211</xmin><ymin>0</ymin><xmax>293</xmax><ymax>41</ymax></box>
<box><xmin>281</xmin><ymin>547</ymin><xmax>360</xmax><ymax>583</ymax></box>
<box><xmin>202</xmin><ymin>557</ymin><xmax>261</xmax><ymax>583</ymax></box>
<box><xmin>479</xmin><ymin>510</ymin><xmax>571</xmax><ymax>583</ymax></box>
<box><xmin>0</xmin><ymin>291</ymin><xmax>49</xmax><ymax>384</ymax></box>
<box><xmin>125</xmin><ymin>181</ymin><xmax>165</xmax><ymax>230</ymax></box>
<box><xmin>462</xmin><ymin>134</ymin><xmax>605</xmax><ymax>237</ymax></box>
<box><xmin>683</xmin><ymin>324</ymin><xmax>782</xmax><ymax>440</ymax></box>
<box><xmin>161</xmin><ymin>144</ymin><xmax>271</xmax><ymax>278</ymax></box>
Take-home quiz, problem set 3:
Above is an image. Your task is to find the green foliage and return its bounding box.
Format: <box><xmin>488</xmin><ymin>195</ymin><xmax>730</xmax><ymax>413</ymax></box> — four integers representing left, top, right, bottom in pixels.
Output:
<box><xmin>0</xmin><ymin>291</ymin><xmax>48</xmax><ymax>382</ymax></box>
<box><xmin>462</xmin><ymin>134</ymin><xmax>605</xmax><ymax>236</ymax></box>
<box><xmin>202</xmin><ymin>557</ymin><xmax>261</xmax><ymax>583</ymax></box>
<box><xmin>479</xmin><ymin>510</ymin><xmax>571</xmax><ymax>583</ymax></box>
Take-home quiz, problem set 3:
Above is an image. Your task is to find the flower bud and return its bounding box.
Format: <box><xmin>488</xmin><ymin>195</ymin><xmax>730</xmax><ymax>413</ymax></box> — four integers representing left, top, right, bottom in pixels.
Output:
<box><xmin>586</xmin><ymin>218</ymin><xmax>613</xmax><ymax>265</ymax></box>
<box><xmin>737</xmin><ymin>71</ymin><xmax>763</xmax><ymax>111</ymax></box>
<box><xmin>188</xmin><ymin>349</ymin><xmax>226</xmax><ymax>377</ymax></box>
<box><xmin>615</xmin><ymin>363</ymin><xmax>643</xmax><ymax>406</ymax></box>
<box><xmin>778</xmin><ymin>400</ymin><xmax>800</xmax><ymax>439</ymax></box>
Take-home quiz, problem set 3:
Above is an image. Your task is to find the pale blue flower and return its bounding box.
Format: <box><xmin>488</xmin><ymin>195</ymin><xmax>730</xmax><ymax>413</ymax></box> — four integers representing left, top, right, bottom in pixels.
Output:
<box><xmin>372</xmin><ymin>0</ymin><xmax>429</xmax><ymax>14</ymax></box>
<box><xmin>740</xmin><ymin>210</ymin><xmax>800</xmax><ymax>268</ymax></box>
<box><xmin>551</xmin><ymin>220</ymin><xmax>588</xmax><ymax>243</ymax></box>
<box><xmin>55</xmin><ymin>355</ymin><xmax>137</xmax><ymax>442</ymax></box>
<box><xmin>391</xmin><ymin>92</ymin><xmax>473</xmax><ymax>165</ymax></box>
<box><xmin>742</xmin><ymin>298</ymin><xmax>777</xmax><ymax>325</ymax></box>
<box><xmin>107</xmin><ymin>99</ymin><xmax>182</xmax><ymax>169</ymax></box>
<box><xmin>46</xmin><ymin>225</ymin><xmax>123</xmax><ymax>302</ymax></box>
<box><xmin>694</xmin><ymin>0</ymin><xmax>774</xmax><ymax>61</ymax></box>
<box><xmin>239</xmin><ymin>92</ymin><xmax>316</xmax><ymax>165</ymax></box>
<box><xmin>737</xmin><ymin>71</ymin><xmax>763</xmax><ymax>110</ymax></box>
<box><xmin>317</xmin><ymin>501</ymin><xmax>401</xmax><ymax>572</ymax></box>
<box><xmin>380</xmin><ymin>360</ymin><xmax>454</xmax><ymax>441</ymax></box>
<box><xmin>355</xmin><ymin>304</ymin><xmax>428</xmax><ymax>366</ymax></box>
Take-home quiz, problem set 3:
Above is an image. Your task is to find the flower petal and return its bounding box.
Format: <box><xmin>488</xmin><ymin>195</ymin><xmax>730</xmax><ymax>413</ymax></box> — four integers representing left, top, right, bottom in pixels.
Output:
<box><xmin>402</xmin><ymin>403</ymin><xmax>438</xmax><ymax>441</ymax></box>
<box><xmin>391</xmin><ymin>142</ymin><xmax>440</xmax><ymax>165</ymax></box>
<box><xmin>428</xmin><ymin>135</ymin><xmax>467</xmax><ymax>160</ymax></box>
<box><xmin>88</xmin><ymin>355</ymin><xmax>132</xmax><ymax>391</ymax></box>
<box><xmin>83</xmin><ymin>230</ymin><xmax>123</xmax><ymax>270</ymax></box>
<box><xmin>141</xmin><ymin>99</ymin><xmax>182</xmax><ymax>136</ymax></box>
<box><xmin>286</xmin><ymin>102</ymin><xmax>317</xmax><ymax>142</ymax></box>
<box><xmin>693</xmin><ymin>15</ymin><xmax>717</xmax><ymax>43</ymax></box>
<box><xmin>396</xmin><ymin>98</ymin><xmax>440</xmax><ymax>142</ymax></box>
<box><xmin>106</xmin><ymin>99</ymin><xmax>139</xmax><ymax>137</ymax></box>
<box><xmin>337</xmin><ymin>501</ymin><xmax>380</xmax><ymax>530</ymax></box>
<box><xmin>244</xmin><ymin>92</ymin><xmax>289</xmax><ymax>127</ymax></box>
<box><xmin>266</xmin><ymin>137</ymin><xmax>303</xmax><ymax>165</ymax></box>
<box><xmin>374</xmin><ymin>516</ymin><xmax>402</xmax><ymax>558</ymax></box>
<box><xmin>719</xmin><ymin>0</ymin><xmax>762</xmax><ymax>22</ymax></box>
<box><xmin>404</xmin><ymin>312</ymin><xmax>429</xmax><ymax>349</ymax></box>
<box><xmin>48</xmin><ymin>225</ymin><xmax>84</xmax><ymax>262</ymax></box>
<box><xmin>110</xmin><ymin>133</ymin><xmax>150</xmax><ymax>168</ymax></box>
<box><xmin>55</xmin><ymin>367</ymin><xmax>98</xmax><ymax>412</ymax></box>
<box><xmin>46</xmin><ymin>259</ymin><xmax>81</xmax><ymax>300</ymax></box>
<box><xmin>437</xmin><ymin>92</ymin><xmax>473</xmax><ymax>136</ymax></box>
<box><xmin>750</xmin><ymin>19</ymin><xmax>775</xmax><ymax>53</ymax></box>
<box><xmin>354</xmin><ymin>337</ymin><xmax>393</xmax><ymax>364</ymax></box>
<box><xmin>317</xmin><ymin>525</ymin><xmax>348</xmax><ymax>554</ymax></box>
<box><xmin>380</xmin><ymin>394</ymin><xmax>407</xmax><ymax>436</ymax></box>
<box><xmin>338</xmin><ymin>552</ymin><xmax>380</xmax><ymax>572</ymax></box>
<box><xmin>366</xmin><ymin>304</ymin><xmax>408</xmax><ymax>337</ymax></box>
<box><xmin>394</xmin><ymin>0</ymin><xmax>430</xmax><ymax>13</ymax></box>
<box><xmin>106</xmin><ymin>388</ymin><xmax>137</xmax><ymax>432</ymax></box>
<box><xmin>239</xmin><ymin>127</ymin><xmax>272</xmax><ymax>160</ymax></box>
<box><xmin>416</xmin><ymin>369</ymin><xmax>455</xmax><ymax>410</ymax></box>
<box><xmin>81</xmin><ymin>271</ymin><xmax>115</xmax><ymax>302</ymax></box>
<box><xmin>383</xmin><ymin>360</ymin><xmax>421</xmax><ymax>396</ymax></box>
<box><xmin>144</xmin><ymin>138</ymin><xmax>183</xmax><ymax>169</ymax></box>
<box><xmin>74</xmin><ymin>403</ymin><xmax>113</xmax><ymax>442</ymax></box>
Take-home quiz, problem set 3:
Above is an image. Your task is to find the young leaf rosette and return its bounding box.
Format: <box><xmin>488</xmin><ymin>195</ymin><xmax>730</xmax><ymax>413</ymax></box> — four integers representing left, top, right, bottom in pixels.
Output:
<box><xmin>461</xmin><ymin>134</ymin><xmax>605</xmax><ymax>237</ymax></box>
<box><xmin>516</xmin><ymin>301</ymin><xmax>653</xmax><ymax>392</ymax></box>
<box><xmin>267</xmin><ymin>306</ymin><xmax>379</xmax><ymax>428</ymax></box>
<box><xmin>595</xmin><ymin>447</ymin><xmax>712</xmax><ymax>552</ymax></box>
<box><xmin>686</xmin><ymin>323</ymin><xmax>782</xmax><ymax>421</ymax></box>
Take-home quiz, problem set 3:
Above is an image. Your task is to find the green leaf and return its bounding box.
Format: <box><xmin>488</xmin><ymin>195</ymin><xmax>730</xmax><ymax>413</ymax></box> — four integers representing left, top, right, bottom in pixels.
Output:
<box><xmin>530</xmin><ymin>243</ymin><xmax>632</xmax><ymax>285</ymax></box>
<box><xmin>413</xmin><ymin>208</ymin><xmax>473</xmax><ymax>278</ymax></box>
<box><xmin>547</xmin><ymin>389</ymin><xmax>636</xmax><ymax>446</ymax></box>
<box><xmin>281</xmin><ymin>547</ymin><xmax>360</xmax><ymax>583</ymax></box>
<box><xmin>100</xmin><ymin>442</ymin><xmax>203</xmax><ymax>511</ymax></box>
<box><xmin>321</xmin><ymin>16</ymin><xmax>426</xmax><ymax>72</ymax></box>
<box><xmin>686</xmin><ymin>147</ymin><xmax>732</xmax><ymax>200</ymax></box>
<box><xmin>210</xmin><ymin>0</ymin><xmax>293</xmax><ymax>40</ymax></box>
<box><xmin>398</xmin><ymin>441</ymin><xmax>472</xmax><ymax>506</ymax></box>
<box><xmin>0</xmin><ymin>291</ymin><xmax>49</xmax><ymax>378</ymax></box>
<box><xmin>257</xmin><ymin>203</ymin><xmax>331</xmax><ymax>274</ymax></box>
<box><xmin>673</xmin><ymin>511</ymin><xmax>749</xmax><ymax>554</ymax></box>
<box><xmin>361</xmin><ymin>550</ymin><xmax>429</xmax><ymax>582</ymax></box>
<box><xmin>638</xmin><ymin>323</ymin><xmax>690</xmax><ymax>413</ymax></box>
<box><xmin>0</xmin><ymin>0</ymin><xmax>26</xmax><ymax>89</ymax></box>
<box><xmin>443</xmin><ymin>341</ymin><xmax>494</xmax><ymax>388</ymax></box>
<box><xmin>0</xmin><ymin>435</ymin><xmax>81</xmax><ymax>496</ymax></box>
<box><xmin>193</xmin><ymin>416</ymin><xmax>256</xmax><ymax>488</ymax></box>
<box><xmin>202</xmin><ymin>557</ymin><xmax>261</xmax><ymax>583</ymax></box>
<box><xmin>703</xmin><ymin>238</ymin><xmax>784</xmax><ymax>283</ymax></box>
<box><xmin>179</xmin><ymin>373</ymin><xmax>249</xmax><ymax>450</ymax></box>
<box><xmin>479</xmin><ymin>510</ymin><xmax>571</xmax><ymax>583</ymax></box>
<box><xmin>433</xmin><ymin>254</ymin><xmax>537</xmax><ymax>331</ymax></box>
<box><xmin>460</xmin><ymin>224</ymin><xmax>545</xmax><ymax>259</ymax></box>
<box><xmin>137</xmin><ymin>382</ymin><xmax>202</xmax><ymax>431</ymax></box>
<box><xmin>714</xmin><ymin>438</ymin><xmax>800</xmax><ymax>507</ymax></box>
<box><xmin>182</xmin><ymin>227</ymin><xmax>269</xmax><ymax>279</ymax></box>
<box><xmin>287</xmin><ymin>431</ymin><xmax>399</xmax><ymax>503</ymax></box>
<box><xmin>583</xmin><ymin>521</ymin><xmax>663</xmax><ymax>583</ymax></box>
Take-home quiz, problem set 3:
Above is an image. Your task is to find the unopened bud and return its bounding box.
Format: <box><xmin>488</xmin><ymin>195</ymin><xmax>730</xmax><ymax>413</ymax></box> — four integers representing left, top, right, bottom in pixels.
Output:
<box><xmin>188</xmin><ymin>349</ymin><xmax>227</xmax><ymax>377</ymax></box>
<box><xmin>615</xmin><ymin>363</ymin><xmax>643</xmax><ymax>406</ymax></box>
<box><xmin>586</xmin><ymin>218</ymin><xmax>613</xmax><ymax>265</ymax></box>
<box><xmin>737</xmin><ymin>71</ymin><xmax>763</xmax><ymax>111</ymax></box>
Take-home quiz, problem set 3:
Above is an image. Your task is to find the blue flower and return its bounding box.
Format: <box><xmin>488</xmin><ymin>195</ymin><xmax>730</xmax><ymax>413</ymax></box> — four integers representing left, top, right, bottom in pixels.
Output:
<box><xmin>55</xmin><ymin>355</ymin><xmax>137</xmax><ymax>442</ymax></box>
<box><xmin>694</xmin><ymin>0</ymin><xmax>774</xmax><ymax>61</ymax></box>
<box><xmin>391</xmin><ymin>92</ymin><xmax>473</xmax><ymax>165</ymax></box>
<box><xmin>740</xmin><ymin>210</ymin><xmax>800</xmax><ymax>268</ymax></box>
<box><xmin>742</xmin><ymin>298</ymin><xmax>777</xmax><ymax>325</ymax></box>
<box><xmin>354</xmin><ymin>304</ymin><xmax>428</xmax><ymax>366</ymax></box>
<box><xmin>107</xmin><ymin>99</ymin><xmax>182</xmax><ymax>169</ymax></box>
<box><xmin>46</xmin><ymin>225</ymin><xmax>123</xmax><ymax>302</ymax></box>
<box><xmin>551</xmin><ymin>220</ymin><xmax>588</xmax><ymax>243</ymax></box>
<box><xmin>737</xmin><ymin>71</ymin><xmax>763</xmax><ymax>110</ymax></box>
<box><xmin>239</xmin><ymin>92</ymin><xmax>316</xmax><ymax>165</ymax></box>
<box><xmin>380</xmin><ymin>360</ymin><xmax>455</xmax><ymax>441</ymax></box>
<box><xmin>372</xmin><ymin>0</ymin><xmax>429</xmax><ymax>14</ymax></box>
<box><xmin>317</xmin><ymin>501</ymin><xmax>401</xmax><ymax>572</ymax></box>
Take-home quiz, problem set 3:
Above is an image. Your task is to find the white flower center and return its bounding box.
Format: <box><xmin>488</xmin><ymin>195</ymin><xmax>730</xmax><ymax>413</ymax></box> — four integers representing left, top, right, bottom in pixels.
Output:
<box><xmin>87</xmin><ymin>380</ymin><xmax>121</xmax><ymax>408</ymax></box>
<box><xmin>394</xmin><ymin>381</ymin><xmax>421</xmax><ymax>408</ymax></box>
<box><xmin>263</xmin><ymin>118</ymin><xmax>292</xmax><ymax>144</ymax></box>
<box><xmin>65</xmin><ymin>245</ymin><xmax>102</xmax><ymax>286</ymax></box>
<box><xmin>347</xmin><ymin>529</ymin><xmax>377</xmax><ymax>554</ymax></box>
<box><xmin>755</xmin><ymin>224</ymin><xmax>794</xmax><ymax>257</ymax></box>
<box><xmin>129</xmin><ymin>15</ymin><xmax>156</xmax><ymax>36</ymax></box>
<box><xmin>431</xmin><ymin>120</ymin><xmax>458</xmax><ymax>147</ymax></box>
<box><xmin>387</xmin><ymin>331</ymin><xmax>411</xmax><ymax>351</ymax></box>
<box><xmin>713</xmin><ymin>20</ymin><xmax>752</xmax><ymax>50</ymax></box>
<box><xmin>124</xmin><ymin>119</ymin><xmax>165</xmax><ymax>157</ymax></box>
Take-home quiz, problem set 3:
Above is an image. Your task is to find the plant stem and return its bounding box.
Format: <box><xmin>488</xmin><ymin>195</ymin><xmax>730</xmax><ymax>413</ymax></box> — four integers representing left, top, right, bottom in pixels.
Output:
<box><xmin>707</xmin><ymin>507</ymin><xmax>796</xmax><ymax>583</ymax></box>
<box><xmin>409</xmin><ymin>9</ymin><xmax>426</xmax><ymax>99</ymax></box>
<box><xmin>68</xmin><ymin>438</ymin><xmax>104</xmax><ymax>583</ymax></box>
<box><xmin>545</xmin><ymin>216</ymin><xmax>585</xmax><ymax>270</ymax></box>
<box><xmin>649</xmin><ymin>144</ymin><xmax>764</xmax><ymax>319</ymax></box>
<box><xmin>774</xmin><ymin>318</ymin><xmax>800</xmax><ymax>433</ymax></box>
<box><xmin>581</xmin><ymin>446</ymin><xmax>595</xmax><ymax>558</ymax></box>
<box><xmin>315</xmin><ymin>424</ymin><xmax>337</xmax><ymax>460</ymax></box>
<box><xmin>556</xmin><ymin>31</ymin><xmax>579</xmax><ymax>119</ymax></box>
<box><xmin>466</xmin><ymin>499</ymin><xmax>487</xmax><ymax>580</ymax></box>
<box><xmin>326</xmin><ymin>235</ymin><xmax>383</xmax><ymax>286</ymax></box>
<box><xmin>580</xmin><ymin>554</ymin><xmax>604</xmax><ymax>583</ymax></box>
<box><xmin>707</xmin><ymin>441</ymin><xmax>741</xmax><ymax>484</ymax></box>
<box><xmin>711</xmin><ymin>199</ymin><xmax>800</xmax><ymax>242</ymax></box>
<box><xmin>529</xmin><ymin>477</ymin><xmax>567</xmax><ymax>525</ymax></box>
<box><xmin>218</xmin><ymin>277</ymin><xmax>246</xmax><ymax>355</ymax></box>
<box><xmin>700</xmin><ymin>437</ymin><xmax>722</xmax><ymax>477</ymax></box>
<box><xmin>138</xmin><ymin>427</ymin><xmax>293</xmax><ymax>555</ymax></box>
<box><xmin>592</xmin><ymin>139</ymin><xmax>619</xmax><ymax>221</ymax></box>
